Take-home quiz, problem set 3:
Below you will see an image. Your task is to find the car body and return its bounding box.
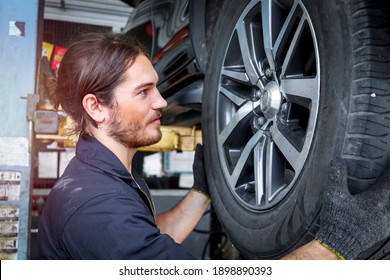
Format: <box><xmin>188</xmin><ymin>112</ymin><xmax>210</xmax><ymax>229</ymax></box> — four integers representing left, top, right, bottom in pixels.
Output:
<box><xmin>122</xmin><ymin>0</ymin><xmax>206</xmax><ymax>127</ymax></box>
<box><xmin>122</xmin><ymin>0</ymin><xmax>390</xmax><ymax>259</ymax></box>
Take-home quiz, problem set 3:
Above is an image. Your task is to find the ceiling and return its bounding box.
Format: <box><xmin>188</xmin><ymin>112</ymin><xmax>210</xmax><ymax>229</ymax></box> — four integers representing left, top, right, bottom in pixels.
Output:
<box><xmin>44</xmin><ymin>0</ymin><xmax>134</xmax><ymax>32</ymax></box>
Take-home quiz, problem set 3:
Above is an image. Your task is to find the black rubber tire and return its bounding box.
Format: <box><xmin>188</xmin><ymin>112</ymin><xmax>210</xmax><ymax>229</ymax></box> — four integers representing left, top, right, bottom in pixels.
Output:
<box><xmin>202</xmin><ymin>0</ymin><xmax>390</xmax><ymax>259</ymax></box>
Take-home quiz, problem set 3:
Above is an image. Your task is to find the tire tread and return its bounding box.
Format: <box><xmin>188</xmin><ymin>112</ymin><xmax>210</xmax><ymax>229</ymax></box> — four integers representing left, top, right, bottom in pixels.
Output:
<box><xmin>342</xmin><ymin>0</ymin><xmax>390</xmax><ymax>191</ymax></box>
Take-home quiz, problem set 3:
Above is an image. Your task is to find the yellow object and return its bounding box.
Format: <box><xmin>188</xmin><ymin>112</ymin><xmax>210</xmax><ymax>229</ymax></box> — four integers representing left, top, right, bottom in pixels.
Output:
<box><xmin>42</xmin><ymin>41</ymin><xmax>54</xmax><ymax>61</ymax></box>
<box><xmin>138</xmin><ymin>125</ymin><xmax>202</xmax><ymax>152</ymax></box>
<box><xmin>315</xmin><ymin>238</ymin><xmax>346</xmax><ymax>260</ymax></box>
<box><xmin>36</xmin><ymin>114</ymin><xmax>201</xmax><ymax>152</ymax></box>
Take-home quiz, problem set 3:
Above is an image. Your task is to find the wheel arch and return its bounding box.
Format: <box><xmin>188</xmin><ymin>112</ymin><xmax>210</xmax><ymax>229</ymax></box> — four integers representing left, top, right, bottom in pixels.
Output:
<box><xmin>189</xmin><ymin>0</ymin><xmax>208</xmax><ymax>73</ymax></box>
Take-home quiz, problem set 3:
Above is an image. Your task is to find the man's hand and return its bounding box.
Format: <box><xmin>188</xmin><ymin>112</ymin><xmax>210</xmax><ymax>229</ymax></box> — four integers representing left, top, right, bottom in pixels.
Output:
<box><xmin>191</xmin><ymin>144</ymin><xmax>209</xmax><ymax>197</ymax></box>
<box><xmin>315</xmin><ymin>157</ymin><xmax>390</xmax><ymax>259</ymax></box>
<box><xmin>157</xmin><ymin>144</ymin><xmax>210</xmax><ymax>243</ymax></box>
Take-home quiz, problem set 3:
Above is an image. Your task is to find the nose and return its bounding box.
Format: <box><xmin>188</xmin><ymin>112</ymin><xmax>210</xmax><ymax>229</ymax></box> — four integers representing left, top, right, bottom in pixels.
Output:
<box><xmin>152</xmin><ymin>89</ymin><xmax>167</xmax><ymax>110</ymax></box>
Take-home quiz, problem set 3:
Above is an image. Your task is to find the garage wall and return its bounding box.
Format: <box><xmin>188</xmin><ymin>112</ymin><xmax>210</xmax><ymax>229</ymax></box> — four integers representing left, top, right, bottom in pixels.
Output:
<box><xmin>0</xmin><ymin>0</ymin><xmax>42</xmax><ymax>259</ymax></box>
<box><xmin>0</xmin><ymin>0</ymin><xmax>40</xmax><ymax>138</ymax></box>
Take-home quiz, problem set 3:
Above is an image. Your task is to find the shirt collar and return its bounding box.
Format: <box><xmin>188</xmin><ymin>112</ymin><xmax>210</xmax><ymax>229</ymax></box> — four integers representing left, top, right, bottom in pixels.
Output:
<box><xmin>76</xmin><ymin>133</ymin><xmax>133</xmax><ymax>180</ymax></box>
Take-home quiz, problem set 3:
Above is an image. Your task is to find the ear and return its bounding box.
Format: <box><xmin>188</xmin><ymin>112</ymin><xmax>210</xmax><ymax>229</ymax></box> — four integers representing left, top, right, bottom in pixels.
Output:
<box><xmin>82</xmin><ymin>94</ymin><xmax>107</xmax><ymax>124</ymax></box>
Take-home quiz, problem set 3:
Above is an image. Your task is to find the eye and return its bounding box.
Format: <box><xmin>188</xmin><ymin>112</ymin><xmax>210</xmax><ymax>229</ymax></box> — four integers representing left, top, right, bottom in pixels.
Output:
<box><xmin>137</xmin><ymin>90</ymin><xmax>147</xmax><ymax>96</ymax></box>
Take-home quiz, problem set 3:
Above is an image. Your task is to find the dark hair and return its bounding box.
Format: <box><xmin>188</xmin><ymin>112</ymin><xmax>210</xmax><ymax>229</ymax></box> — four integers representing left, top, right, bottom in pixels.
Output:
<box><xmin>53</xmin><ymin>31</ymin><xmax>148</xmax><ymax>134</ymax></box>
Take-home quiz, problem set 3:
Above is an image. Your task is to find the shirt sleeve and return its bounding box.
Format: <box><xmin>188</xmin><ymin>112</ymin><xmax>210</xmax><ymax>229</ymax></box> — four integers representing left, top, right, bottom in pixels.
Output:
<box><xmin>61</xmin><ymin>192</ymin><xmax>194</xmax><ymax>260</ymax></box>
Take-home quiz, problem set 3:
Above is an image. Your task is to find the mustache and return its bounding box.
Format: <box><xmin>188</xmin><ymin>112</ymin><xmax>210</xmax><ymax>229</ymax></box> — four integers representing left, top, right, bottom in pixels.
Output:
<box><xmin>150</xmin><ymin>110</ymin><xmax>163</xmax><ymax>122</ymax></box>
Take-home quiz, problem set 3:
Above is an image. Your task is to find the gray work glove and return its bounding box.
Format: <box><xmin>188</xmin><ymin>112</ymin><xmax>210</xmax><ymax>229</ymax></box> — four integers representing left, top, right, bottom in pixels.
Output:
<box><xmin>191</xmin><ymin>144</ymin><xmax>209</xmax><ymax>197</ymax></box>
<box><xmin>315</xmin><ymin>157</ymin><xmax>390</xmax><ymax>259</ymax></box>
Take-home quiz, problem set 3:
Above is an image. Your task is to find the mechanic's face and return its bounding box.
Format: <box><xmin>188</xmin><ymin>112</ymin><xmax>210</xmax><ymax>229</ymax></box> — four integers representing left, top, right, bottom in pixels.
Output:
<box><xmin>107</xmin><ymin>55</ymin><xmax>167</xmax><ymax>148</ymax></box>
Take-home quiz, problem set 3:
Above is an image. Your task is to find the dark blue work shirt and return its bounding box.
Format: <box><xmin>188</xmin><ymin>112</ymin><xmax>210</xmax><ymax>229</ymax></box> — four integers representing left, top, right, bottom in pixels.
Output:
<box><xmin>37</xmin><ymin>133</ymin><xmax>193</xmax><ymax>260</ymax></box>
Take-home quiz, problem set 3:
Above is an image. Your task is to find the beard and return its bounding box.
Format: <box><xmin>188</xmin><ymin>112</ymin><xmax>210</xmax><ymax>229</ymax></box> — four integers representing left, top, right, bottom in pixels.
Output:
<box><xmin>106</xmin><ymin>107</ymin><xmax>162</xmax><ymax>149</ymax></box>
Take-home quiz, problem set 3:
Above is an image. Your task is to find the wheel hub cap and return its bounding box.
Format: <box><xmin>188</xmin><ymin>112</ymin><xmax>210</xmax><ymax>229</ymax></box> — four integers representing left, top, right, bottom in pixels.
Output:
<box><xmin>260</xmin><ymin>81</ymin><xmax>282</xmax><ymax>119</ymax></box>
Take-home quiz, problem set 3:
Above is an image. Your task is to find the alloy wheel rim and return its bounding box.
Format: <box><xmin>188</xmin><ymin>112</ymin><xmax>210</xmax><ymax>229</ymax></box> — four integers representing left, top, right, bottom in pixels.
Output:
<box><xmin>216</xmin><ymin>0</ymin><xmax>320</xmax><ymax>210</ymax></box>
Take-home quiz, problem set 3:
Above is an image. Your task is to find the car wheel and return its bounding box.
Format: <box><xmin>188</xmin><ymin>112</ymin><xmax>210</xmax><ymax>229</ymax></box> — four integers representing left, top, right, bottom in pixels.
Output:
<box><xmin>202</xmin><ymin>0</ymin><xmax>390</xmax><ymax>259</ymax></box>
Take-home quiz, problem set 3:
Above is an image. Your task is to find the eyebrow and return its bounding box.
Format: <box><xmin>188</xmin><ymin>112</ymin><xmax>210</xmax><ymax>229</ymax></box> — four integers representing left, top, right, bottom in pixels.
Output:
<box><xmin>134</xmin><ymin>82</ymin><xmax>155</xmax><ymax>90</ymax></box>
<box><xmin>135</xmin><ymin>83</ymin><xmax>153</xmax><ymax>90</ymax></box>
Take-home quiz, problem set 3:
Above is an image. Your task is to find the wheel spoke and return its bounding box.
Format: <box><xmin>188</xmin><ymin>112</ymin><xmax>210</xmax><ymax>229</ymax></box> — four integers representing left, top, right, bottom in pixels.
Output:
<box><xmin>254</xmin><ymin>139</ymin><xmax>266</xmax><ymax>206</ymax></box>
<box><xmin>271</xmin><ymin>124</ymin><xmax>302</xmax><ymax>172</ymax></box>
<box><xmin>280</xmin><ymin>77</ymin><xmax>318</xmax><ymax>100</ymax></box>
<box><xmin>222</xmin><ymin>67</ymin><xmax>250</xmax><ymax>85</ymax></box>
<box><xmin>236</xmin><ymin>15</ymin><xmax>262</xmax><ymax>85</ymax></box>
<box><xmin>280</xmin><ymin>76</ymin><xmax>319</xmax><ymax>109</ymax></box>
<box><xmin>218</xmin><ymin>100</ymin><xmax>258</xmax><ymax>146</ymax></box>
<box><xmin>220</xmin><ymin>84</ymin><xmax>247</xmax><ymax>107</ymax></box>
<box><xmin>230</xmin><ymin>130</ymin><xmax>265</xmax><ymax>187</ymax></box>
<box><xmin>273</xmin><ymin>1</ymin><xmax>301</xmax><ymax>67</ymax></box>
<box><xmin>261</xmin><ymin>0</ymin><xmax>275</xmax><ymax>69</ymax></box>
<box><xmin>280</xmin><ymin>14</ymin><xmax>308</xmax><ymax>76</ymax></box>
<box><xmin>265</xmin><ymin>141</ymin><xmax>289</xmax><ymax>202</ymax></box>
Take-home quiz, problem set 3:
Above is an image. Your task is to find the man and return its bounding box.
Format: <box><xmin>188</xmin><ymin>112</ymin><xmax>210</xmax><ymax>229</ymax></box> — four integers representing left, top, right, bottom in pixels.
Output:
<box><xmin>37</xmin><ymin>31</ymin><xmax>390</xmax><ymax>260</ymax></box>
